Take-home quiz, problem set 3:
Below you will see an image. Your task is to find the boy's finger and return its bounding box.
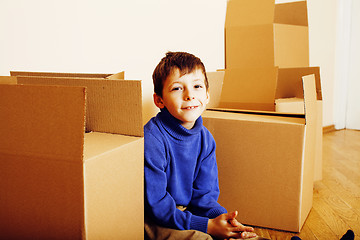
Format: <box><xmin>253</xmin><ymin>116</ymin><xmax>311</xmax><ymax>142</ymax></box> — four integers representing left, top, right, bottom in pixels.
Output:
<box><xmin>244</xmin><ymin>226</ymin><xmax>255</xmax><ymax>232</ymax></box>
<box><xmin>229</xmin><ymin>218</ymin><xmax>241</xmax><ymax>227</ymax></box>
<box><xmin>241</xmin><ymin>231</ymin><xmax>257</xmax><ymax>238</ymax></box>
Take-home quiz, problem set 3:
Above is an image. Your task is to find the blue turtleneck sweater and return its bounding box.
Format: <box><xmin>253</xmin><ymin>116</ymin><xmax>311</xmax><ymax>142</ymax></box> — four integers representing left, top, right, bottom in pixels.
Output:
<box><xmin>144</xmin><ymin>108</ymin><xmax>227</xmax><ymax>233</ymax></box>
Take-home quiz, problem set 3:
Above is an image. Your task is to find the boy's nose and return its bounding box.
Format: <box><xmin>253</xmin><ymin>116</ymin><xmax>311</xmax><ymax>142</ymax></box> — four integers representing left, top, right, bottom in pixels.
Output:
<box><xmin>184</xmin><ymin>90</ymin><xmax>195</xmax><ymax>100</ymax></box>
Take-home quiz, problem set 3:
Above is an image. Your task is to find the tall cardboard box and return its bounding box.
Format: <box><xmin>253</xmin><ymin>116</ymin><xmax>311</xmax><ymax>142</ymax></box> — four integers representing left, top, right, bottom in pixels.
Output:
<box><xmin>0</xmin><ymin>76</ymin><xmax>143</xmax><ymax>239</ymax></box>
<box><xmin>225</xmin><ymin>0</ymin><xmax>309</xmax><ymax>69</ymax></box>
<box><xmin>203</xmin><ymin>69</ymin><xmax>317</xmax><ymax>232</ymax></box>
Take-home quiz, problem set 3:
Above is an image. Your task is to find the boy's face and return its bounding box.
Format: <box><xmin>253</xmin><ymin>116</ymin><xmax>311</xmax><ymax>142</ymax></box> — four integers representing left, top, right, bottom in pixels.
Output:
<box><xmin>154</xmin><ymin>68</ymin><xmax>209</xmax><ymax>130</ymax></box>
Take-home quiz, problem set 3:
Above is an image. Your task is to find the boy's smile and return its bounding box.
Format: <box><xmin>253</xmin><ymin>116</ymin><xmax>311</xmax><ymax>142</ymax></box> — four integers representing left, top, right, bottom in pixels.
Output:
<box><xmin>154</xmin><ymin>68</ymin><xmax>209</xmax><ymax>130</ymax></box>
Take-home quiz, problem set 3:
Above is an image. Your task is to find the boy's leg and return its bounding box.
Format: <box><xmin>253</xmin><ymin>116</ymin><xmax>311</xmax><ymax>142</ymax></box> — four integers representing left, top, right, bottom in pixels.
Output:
<box><xmin>145</xmin><ymin>215</ymin><xmax>213</xmax><ymax>240</ymax></box>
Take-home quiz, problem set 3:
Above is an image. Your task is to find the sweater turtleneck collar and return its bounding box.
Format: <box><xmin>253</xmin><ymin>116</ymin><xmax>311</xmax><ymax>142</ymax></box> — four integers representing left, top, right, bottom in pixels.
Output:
<box><xmin>157</xmin><ymin>107</ymin><xmax>203</xmax><ymax>140</ymax></box>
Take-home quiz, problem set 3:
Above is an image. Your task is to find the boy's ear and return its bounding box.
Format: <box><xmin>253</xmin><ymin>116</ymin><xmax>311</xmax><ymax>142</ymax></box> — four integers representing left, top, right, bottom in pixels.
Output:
<box><xmin>153</xmin><ymin>93</ymin><xmax>165</xmax><ymax>109</ymax></box>
<box><xmin>205</xmin><ymin>91</ymin><xmax>210</xmax><ymax>105</ymax></box>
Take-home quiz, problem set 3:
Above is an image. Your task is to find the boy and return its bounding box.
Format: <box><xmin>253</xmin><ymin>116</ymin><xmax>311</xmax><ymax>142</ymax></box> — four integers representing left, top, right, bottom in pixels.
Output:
<box><xmin>144</xmin><ymin>52</ymin><xmax>257</xmax><ymax>240</ymax></box>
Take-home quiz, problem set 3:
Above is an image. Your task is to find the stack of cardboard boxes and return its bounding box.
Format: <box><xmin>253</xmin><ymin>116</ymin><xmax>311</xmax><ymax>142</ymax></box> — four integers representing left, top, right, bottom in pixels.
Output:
<box><xmin>0</xmin><ymin>72</ymin><xmax>144</xmax><ymax>239</ymax></box>
<box><xmin>203</xmin><ymin>0</ymin><xmax>322</xmax><ymax>232</ymax></box>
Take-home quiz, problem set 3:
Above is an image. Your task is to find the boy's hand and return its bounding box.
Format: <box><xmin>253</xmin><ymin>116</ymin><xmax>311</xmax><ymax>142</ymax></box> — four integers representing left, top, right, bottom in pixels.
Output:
<box><xmin>228</xmin><ymin>211</ymin><xmax>257</xmax><ymax>239</ymax></box>
<box><xmin>207</xmin><ymin>211</ymin><xmax>257</xmax><ymax>239</ymax></box>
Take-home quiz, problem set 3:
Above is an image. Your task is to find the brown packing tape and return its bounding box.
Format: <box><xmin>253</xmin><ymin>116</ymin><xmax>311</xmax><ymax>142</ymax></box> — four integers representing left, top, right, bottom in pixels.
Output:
<box><xmin>16</xmin><ymin>76</ymin><xmax>143</xmax><ymax>137</ymax></box>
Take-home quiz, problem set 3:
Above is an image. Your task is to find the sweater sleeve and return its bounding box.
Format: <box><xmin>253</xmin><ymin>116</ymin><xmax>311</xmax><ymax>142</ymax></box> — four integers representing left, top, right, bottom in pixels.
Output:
<box><xmin>144</xmin><ymin>130</ymin><xmax>209</xmax><ymax>233</ymax></box>
<box><xmin>188</xmin><ymin>131</ymin><xmax>227</xmax><ymax>219</ymax></box>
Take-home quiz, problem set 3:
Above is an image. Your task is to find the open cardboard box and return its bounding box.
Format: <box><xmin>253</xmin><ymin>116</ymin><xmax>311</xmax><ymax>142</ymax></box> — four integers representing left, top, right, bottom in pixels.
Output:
<box><xmin>225</xmin><ymin>0</ymin><xmax>309</xmax><ymax>69</ymax></box>
<box><xmin>0</xmin><ymin>75</ymin><xmax>143</xmax><ymax>239</ymax></box>
<box><xmin>203</xmin><ymin>68</ymin><xmax>318</xmax><ymax>232</ymax></box>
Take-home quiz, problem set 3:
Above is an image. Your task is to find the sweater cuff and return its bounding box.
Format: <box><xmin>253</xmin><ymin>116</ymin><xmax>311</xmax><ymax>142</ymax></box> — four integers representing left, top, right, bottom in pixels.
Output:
<box><xmin>190</xmin><ymin>215</ymin><xmax>209</xmax><ymax>233</ymax></box>
<box><xmin>208</xmin><ymin>207</ymin><xmax>227</xmax><ymax>219</ymax></box>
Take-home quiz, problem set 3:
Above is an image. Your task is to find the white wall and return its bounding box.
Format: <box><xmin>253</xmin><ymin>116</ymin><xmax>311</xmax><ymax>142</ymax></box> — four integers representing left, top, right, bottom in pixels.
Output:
<box><xmin>0</xmin><ymin>0</ymin><xmax>339</xmax><ymax>126</ymax></box>
<box><xmin>0</xmin><ymin>0</ymin><xmax>227</xmax><ymax>123</ymax></box>
<box><xmin>333</xmin><ymin>0</ymin><xmax>360</xmax><ymax>130</ymax></box>
<box><xmin>346</xmin><ymin>0</ymin><xmax>360</xmax><ymax>129</ymax></box>
<box><xmin>307</xmin><ymin>0</ymin><xmax>338</xmax><ymax>127</ymax></box>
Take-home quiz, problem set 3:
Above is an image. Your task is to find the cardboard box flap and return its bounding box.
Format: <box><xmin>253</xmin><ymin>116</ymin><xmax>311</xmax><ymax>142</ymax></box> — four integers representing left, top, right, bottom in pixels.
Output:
<box><xmin>0</xmin><ymin>84</ymin><xmax>86</xmax><ymax>162</ymax></box>
<box><xmin>10</xmin><ymin>71</ymin><xmax>116</xmax><ymax>79</ymax></box>
<box><xmin>207</xmin><ymin>107</ymin><xmax>305</xmax><ymax>119</ymax></box>
<box><xmin>206</xmin><ymin>71</ymin><xmax>225</xmax><ymax>109</ymax></box>
<box><xmin>83</xmin><ymin>132</ymin><xmax>142</xmax><ymax>161</ymax></box>
<box><xmin>276</xmin><ymin>67</ymin><xmax>322</xmax><ymax>100</ymax></box>
<box><xmin>299</xmin><ymin>74</ymin><xmax>317</xmax><ymax>227</ymax></box>
<box><xmin>219</xmin><ymin>67</ymin><xmax>278</xmax><ymax>111</ymax></box>
<box><xmin>105</xmin><ymin>71</ymin><xmax>125</xmax><ymax>80</ymax></box>
<box><xmin>302</xmin><ymin>74</ymin><xmax>317</xmax><ymax>125</ymax></box>
<box><xmin>0</xmin><ymin>76</ymin><xmax>17</xmax><ymax>84</ymax></box>
<box><xmin>16</xmin><ymin>76</ymin><xmax>143</xmax><ymax>137</ymax></box>
<box><xmin>274</xmin><ymin>1</ymin><xmax>308</xmax><ymax>26</ymax></box>
<box><xmin>225</xmin><ymin>0</ymin><xmax>275</xmax><ymax>27</ymax></box>
<box><xmin>225</xmin><ymin>0</ymin><xmax>308</xmax><ymax>27</ymax></box>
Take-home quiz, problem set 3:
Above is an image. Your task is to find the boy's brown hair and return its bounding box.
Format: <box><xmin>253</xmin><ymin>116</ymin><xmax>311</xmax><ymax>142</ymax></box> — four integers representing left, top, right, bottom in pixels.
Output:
<box><xmin>152</xmin><ymin>52</ymin><xmax>209</xmax><ymax>97</ymax></box>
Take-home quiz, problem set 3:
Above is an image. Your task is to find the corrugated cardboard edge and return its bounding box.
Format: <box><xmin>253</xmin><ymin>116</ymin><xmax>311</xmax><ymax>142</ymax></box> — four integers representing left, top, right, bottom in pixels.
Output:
<box><xmin>0</xmin><ymin>76</ymin><xmax>17</xmax><ymax>84</ymax></box>
<box><xmin>105</xmin><ymin>71</ymin><xmax>125</xmax><ymax>80</ymax></box>
<box><xmin>298</xmin><ymin>74</ymin><xmax>317</xmax><ymax>230</ymax></box>
<box><xmin>10</xmin><ymin>71</ymin><xmax>114</xmax><ymax>79</ymax></box>
<box><xmin>16</xmin><ymin>76</ymin><xmax>143</xmax><ymax>137</ymax></box>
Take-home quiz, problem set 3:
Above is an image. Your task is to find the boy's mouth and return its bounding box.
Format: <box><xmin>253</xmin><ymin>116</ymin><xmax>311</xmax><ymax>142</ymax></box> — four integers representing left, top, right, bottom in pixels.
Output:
<box><xmin>182</xmin><ymin>106</ymin><xmax>198</xmax><ymax>110</ymax></box>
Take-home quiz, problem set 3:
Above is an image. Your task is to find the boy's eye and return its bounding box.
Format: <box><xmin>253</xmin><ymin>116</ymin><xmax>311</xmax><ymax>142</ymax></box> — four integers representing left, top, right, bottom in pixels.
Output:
<box><xmin>172</xmin><ymin>87</ymin><xmax>182</xmax><ymax>91</ymax></box>
<box><xmin>194</xmin><ymin>84</ymin><xmax>203</xmax><ymax>89</ymax></box>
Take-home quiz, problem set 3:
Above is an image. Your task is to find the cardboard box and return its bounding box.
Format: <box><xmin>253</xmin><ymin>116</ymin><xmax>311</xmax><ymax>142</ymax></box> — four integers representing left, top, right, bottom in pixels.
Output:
<box><xmin>0</xmin><ymin>76</ymin><xmax>143</xmax><ymax>239</ymax></box>
<box><xmin>275</xmin><ymin>98</ymin><xmax>323</xmax><ymax>182</ymax></box>
<box><xmin>225</xmin><ymin>0</ymin><xmax>309</xmax><ymax>69</ymax></box>
<box><xmin>10</xmin><ymin>70</ymin><xmax>125</xmax><ymax>79</ymax></box>
<box><xmin>15</xmin><ymin>75</ymin><xmax>142</xmax><ymax>136</ymax></box>
<box><xmin>203</xmin><ymin>69</ymin><xmax>318</xmax><ymax>232</ymax></box>
<box><xmin>0</xmin><ymin>76</ymin><xmax>17</xmax><ymax>84</ymax></box>
<box><xmin>275</xmin><ymin>67</ymin><xmax>323</xmax><ymax>181</ymax></box>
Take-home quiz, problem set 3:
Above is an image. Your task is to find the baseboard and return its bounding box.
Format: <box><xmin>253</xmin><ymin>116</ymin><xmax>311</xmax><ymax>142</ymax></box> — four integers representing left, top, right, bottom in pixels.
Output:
<box><xmin>323</xmin><ymin>124</ymin><xmax>336</xmax><ymax>134</ymax></box>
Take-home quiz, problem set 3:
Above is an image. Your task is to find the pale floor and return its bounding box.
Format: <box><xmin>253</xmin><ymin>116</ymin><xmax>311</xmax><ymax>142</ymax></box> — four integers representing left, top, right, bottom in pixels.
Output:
<box><xmin>251</xmin><ymin>129</ymin><xmax>360</xmax><ymax>240</ymax></box>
